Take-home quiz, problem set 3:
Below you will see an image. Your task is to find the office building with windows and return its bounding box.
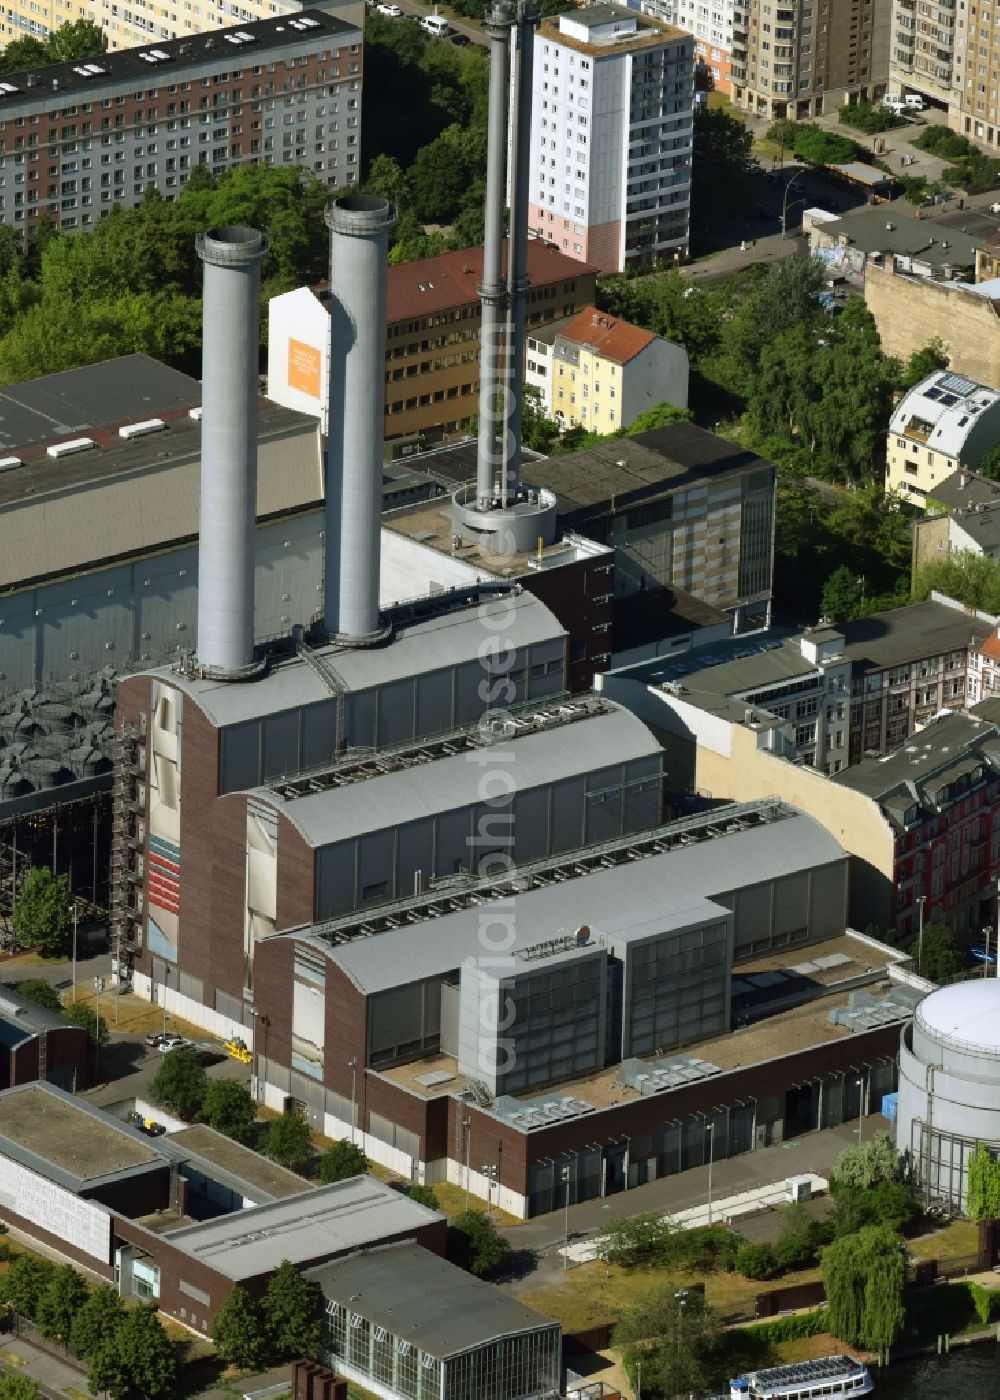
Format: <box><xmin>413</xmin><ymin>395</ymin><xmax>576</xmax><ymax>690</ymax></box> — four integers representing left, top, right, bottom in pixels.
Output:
<box><xmin>528</xmin><ymin>4</ymin><xmax>694</xmax><ymax>273</ymax></box>
<box><xmin>0</xmin><ymin>9</ymin><xmax>361</xmax><ymax>237</ymax></box>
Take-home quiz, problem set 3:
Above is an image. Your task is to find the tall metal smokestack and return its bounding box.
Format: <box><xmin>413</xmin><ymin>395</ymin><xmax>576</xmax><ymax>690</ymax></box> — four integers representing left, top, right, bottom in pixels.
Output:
<box><xmin>504</xmin><ymin>0</ymin><xmax>538</xmax><ymax>506</ymax></box>
<box><xmin>476</xmin><ymin>0</ymin><xmax>514</xmax><ymax>509</ymax></box>
<box><xmin>324</xmin><ymin>194</ymin><xmax>395</xmax><ymax>641</ymax></box>
<box><xmin>195</xmin><ymin>225</ymin><xmax>267</xmax><ymax>678</ymax></box>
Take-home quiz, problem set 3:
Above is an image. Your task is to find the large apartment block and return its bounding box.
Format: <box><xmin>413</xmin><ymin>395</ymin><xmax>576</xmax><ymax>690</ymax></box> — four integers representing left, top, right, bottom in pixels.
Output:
<box><xmin>888</xmin><ymin>0</ymin><xmax>1000</xmax><ymax>152</ymax></box>
<box><xmin>730</xmin><ymin>0</ymin><xmax>891</xmax><ymax>120</ymax></box>
<box><xmin>638</xmin><ymin>0</ymin><xmax>736</xmax><ymax>94</ymax></box>
<box><xmin>0</xmin><ymin>8</ymin><xmax>361</xmax><ymax>237</ymax></box>
<box><xmin>528</xmin><ymin>4</ymin><xmax>694</xmax><ymax>274</ymax></box>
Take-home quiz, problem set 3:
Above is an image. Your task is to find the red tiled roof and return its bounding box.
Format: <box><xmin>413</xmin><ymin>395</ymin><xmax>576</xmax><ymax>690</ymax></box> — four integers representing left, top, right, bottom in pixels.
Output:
<box><xmin>553</xmin><ymin>306</ymin><xmax>655</xmax><ymax>364</ymax></box>
<box><xmin>384</xmin><ymin>240</ymin><xmax>597</xmax><ymax>324</ymax></box>
<box><xmin>979</xmin><ymin>630</ymin><xmax>1000</xmax><ymax>661</ymax></box>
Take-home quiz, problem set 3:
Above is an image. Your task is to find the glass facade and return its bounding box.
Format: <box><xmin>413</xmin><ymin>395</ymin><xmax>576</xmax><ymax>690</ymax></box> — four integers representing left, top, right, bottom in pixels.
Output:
<box><xmin>323</xmin><ymin>1302</ymin><xmax>560</xmax><ymax>1400</ymax></box>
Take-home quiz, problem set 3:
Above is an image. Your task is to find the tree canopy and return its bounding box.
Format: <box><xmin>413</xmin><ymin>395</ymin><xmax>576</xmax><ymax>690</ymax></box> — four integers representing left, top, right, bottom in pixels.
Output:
<box><xmin>265</xmin><ymin>1106</ymin><xmax>313</xmax><ymax>1172</ymax></box>
<box><xmin>11</xmin><ymin>869</ymin><xmax>71</xmax><ymax>955</ymax></box>
<box><xmin>200</xmin><ymin>1079</ymin><xmax>257</xmax><ymax>1144</ymax></box>
<box><xmin>614</xmin><ymin>1285</ymin><xmax>722</xmax><ymax>1400</ymax></box>
<box><xmin>832</xmin><ymin>1131</ymin><xmax>900</xmax><ymax>1191</ymax></box>
<box><xmin>0</xmin><ymin>19</ymin><xmax>104</xmax><ymax>77</ymax></box>
<box><xmin>447</xmin><ymin>1210</ymin><xmax>510</xmax><ymax>1278</ymax></box>
<box><xmin>690</xmin><ymin>107</ymin><xmax>761</xmax><ymax>231</ymax></box>
<box><xmin>149</xmin><ymin>1045</ymin><xmax>207</xmax><ymax>1121</ymax></box>
<box><xmin>318</xmin><ymin>1139</ymin><xmax>368</xmax><ymax>1184</ymax></box>
<box><xmin>14</xmin><ymin>979</ymin><xmax>62</xmax><ymax>1014</ymax></box>
<box><xmin>261</xmin><ymin>1260</ymin><xmax>324</xmax><ymax>1362</ymax></box>
<box><xmin>35</xmin><ymin>1265</ymin><xmax>88</xmax><ymax>1346</ymax></box>
<box><xmin>821</xmin><ymin>1224</ymin><xmax>907</xmax><ymax>1350</ymax></box>
<box><xmin>967</xmin><ymin>1143</ymin><xmax>1000</xmax><ymax>1221</ymax></box>
<box><xmin>212</xmin><ymin>1285</ymin><xmax>269</xmax><ymax>1371</ymax></box>
<box><xmin>917</xmin><ymin>921</ymin><xmax>963</xmax><ymax>985</ymax></box>
<box><xmin>63</xmin><ymin>1001</ymin><xmax>110</xmax><ymax>1048</ymax></box>
<box><xmin>70</xmin><ymin>1284</ymin><xmax>123</xmax><ymax>1362</ymax></box>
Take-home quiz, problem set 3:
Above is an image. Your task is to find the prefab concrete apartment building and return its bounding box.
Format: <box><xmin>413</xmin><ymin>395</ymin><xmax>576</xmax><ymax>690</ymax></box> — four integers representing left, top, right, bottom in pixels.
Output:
<box><xmin>0</xmin><ymin>8</ymin><xmax>361</xmax><ymax>237</ymax></box>
<box><xmin>527</xmin><ymin>5</ymin><xmax>694</xmax><ymax>273</ymax></box>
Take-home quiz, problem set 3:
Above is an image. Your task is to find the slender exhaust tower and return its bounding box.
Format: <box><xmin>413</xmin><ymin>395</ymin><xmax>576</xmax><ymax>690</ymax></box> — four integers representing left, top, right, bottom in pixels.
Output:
<box><xmin>504</xmin><ymin>0</ymin><xmax>538</xmax><ymax>506</ymax></box>
<box><xmin>195</xmin><ymin>225</ymin><xmax>267</xmax><ymax>679</ymax></box>
<box><xmin>324</xmin><ymin>194</ymin><xmax>395</xmax><ymax>642</ymax></box>
<box><xmin>455</xmin><ymin>0</ymin><xmax>556</xmax><ymax>554</ymax></box>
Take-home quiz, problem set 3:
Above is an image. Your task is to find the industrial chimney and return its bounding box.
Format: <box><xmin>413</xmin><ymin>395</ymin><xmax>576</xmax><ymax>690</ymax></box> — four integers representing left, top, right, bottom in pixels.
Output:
<box><xmin>195</xmin><ymin>225</ymin><xmax>267</xmax><ymax>679</ymax></box>
<box><xmin>454</xmin><ymin>0</ymin><xmax>556</xmax><ymax>555</ymax></box>
<box><xmin>324</xmin><ymin>194</ymin><xmax>395</xmax><ymax>641</ymax></box>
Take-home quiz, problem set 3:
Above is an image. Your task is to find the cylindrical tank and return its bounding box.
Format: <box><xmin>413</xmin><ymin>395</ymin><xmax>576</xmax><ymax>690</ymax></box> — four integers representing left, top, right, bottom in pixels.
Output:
<box><xmin>896</xmin><ymin>980</ymin><xmax>1000</xmax><ymax>1212</ymax></box>
<box><xmin>324</xmin><ymin>194</ymin><xmax>395</xmax><ymax>641</ymax></box>
<box><xmin>195</xmin><ymin>225</ymin><xmax>267</xmax><ymax>678</ymax></box>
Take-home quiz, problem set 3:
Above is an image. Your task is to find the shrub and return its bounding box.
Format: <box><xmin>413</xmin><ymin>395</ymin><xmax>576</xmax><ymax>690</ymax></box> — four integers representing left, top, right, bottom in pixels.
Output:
<box><xmin>735</xmin><ymin>1241</ymin><xmax>780</xmax><ymax>1281</ymax></box>
<box><xmin>838</xmin><ymin>100</ymin><xmax>904</xmax><ymax>134</ymax></box>
<box><xmin>318</xmin><ymin>1139</ymin><xmax>368</xmax><ymax>1184</ymax></box>
<box><xmin>743</xmin><ymin>1310</ymin><xmax>826</xmax><ymax>1344</ymax></box>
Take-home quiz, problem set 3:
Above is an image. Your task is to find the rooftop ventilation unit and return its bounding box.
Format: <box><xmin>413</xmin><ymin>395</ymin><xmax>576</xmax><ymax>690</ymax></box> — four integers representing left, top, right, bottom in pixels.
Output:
<box><xmin>119</xmin><ymin>418</ymin><xmax>167</xmax><ymax>440</ymax></box>
<box><xmin>0</xmin><ymin>457</ymin><xmax>23</xmax><ymax>473</ymax></box>
<box><xmin>47</xmin><ymin>437</ymin><xmax>96</xmax><ymax>459</ymax></box>
<box><xmin>73</xmin><ymin>63</ymin><xmax>107</xmax><ymax>76</ymax></box>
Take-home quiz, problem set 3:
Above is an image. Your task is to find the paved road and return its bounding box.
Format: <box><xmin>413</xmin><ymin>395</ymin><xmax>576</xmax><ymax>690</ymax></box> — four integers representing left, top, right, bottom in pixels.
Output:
<box><xmin>369</xmin><ymin>0</ymin><xmax>486</xmax><ymax>47</ymax></box>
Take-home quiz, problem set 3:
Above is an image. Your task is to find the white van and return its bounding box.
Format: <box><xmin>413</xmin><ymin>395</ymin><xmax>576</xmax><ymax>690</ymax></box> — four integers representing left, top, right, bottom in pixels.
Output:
<box><xmin>882</xmin><ymin>96</ymin><xmax>906</xmax><ymax>114</ymax></box>
<box><xmin>421</xmin><ymin>13</ymin><xmax>450</xmax><ymax>36</ymax></box>
<box><xmin>904</xmin><ymin>94</ymin><xmax>926</xmax><ymax>111</ymax></box>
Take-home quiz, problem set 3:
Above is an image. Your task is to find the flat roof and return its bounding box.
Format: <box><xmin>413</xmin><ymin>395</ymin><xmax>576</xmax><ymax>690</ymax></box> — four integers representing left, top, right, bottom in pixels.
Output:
<box><xmin>0</xmin><ymin>10</ymin><xmax>355</xmax><ymax>108</ymax></box>
<box><xmin>165</xmin><ymin>1175</ymin><xmax>441</xmax><ymax>1280</ymax></box>
<box><xmin>915</xmin><ymin>978</ymin><xmax>1000</xmax><ymax>1051</ymax></box>
<box><xmin>169</xmin><ymin>1125</ymin><xmax>310</xmax><ymax>1203</ymax></box>
<box><xmin>152</xmin><ymin>589</ymin><xmax>565</xmax><ymax>728</ymax></box>
<box><xmin>541</xmin><ymin>6</ymin><xmax>686</xmax><ymax>56</ymax></box>
<box><xmin>0</xmin><ymin>354</ymin><xmax>199</xmax><ymax>458</ymax></box>
<box><xmin>0</xmin><ymin>985</ymin><xmax>77</xmax><ymax>1043</ymax></box>
<box><xmin>309</xmin><ymin>1243</ymin><xmax>559</xmax><ymax>1359</ymax></box>
<box><xmin>832</xmin><ymin>708</ymin><xmax>1000</xmax><ymax>805</ymax></box>
<box><xmin>531</xmin><ymin>424</ymin><xmax>774</xmax><ymax>517</ymax></box>
<box><xmin>816</xmin><ymin>202</ymin><xmax>977</xmax><ymax>269</ymax></box>
<box><xmin>258</xmin><ymin>704</ymin><xmax>659</xmax><ymax>848</ymax></box>
<box><xmin>0</xmin><ymin>1084</ymin><xmax>163</xmax><ymax>1190</ymax></box>
<box><xmin>317</xmin><ymin>809</ymin><xmax>846</xmax><ymax>994</ymax></box>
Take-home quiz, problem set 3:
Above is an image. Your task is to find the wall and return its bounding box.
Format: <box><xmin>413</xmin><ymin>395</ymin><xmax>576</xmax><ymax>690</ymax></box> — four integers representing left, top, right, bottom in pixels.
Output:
<box><xmin>380</xmin><ymin>530</ymin><xmax>492</xmax><ymax>608</ymax></box>
<box><xmin>866</xmin><ymin>262</ymin><xmax>1000</xmax><ymax>389</ymax></box>
<box><xmin>620</xmin><ymin>338</ymin><xmax>690</xmax><ymax>426</ymax></box>
<box><xmin>9</xmin><ymin>1025</ymin><xmax>90</xmax><ymax>1094</ymax></box>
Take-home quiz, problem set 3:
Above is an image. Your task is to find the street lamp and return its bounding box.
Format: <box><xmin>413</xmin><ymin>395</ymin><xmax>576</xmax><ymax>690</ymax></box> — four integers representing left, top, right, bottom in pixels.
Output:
<box><xmin>463</xmin><ymin>1118</ymin><xmax>472</xmax><ymax>1212</ymax></box>
<box><xmin>482</xmin><ymin>1162</ymin><xmax>498</xmax><ymax>1218</ymax></box>
<box><xmin>93</xmin><ymin>975</ymin><xmax>104</xmax><ymax>1080</ymax></box>
<box><xmin>561</xmin><ymin>1162</ymin><xmax>573</xmax><ymax>1272</ymax></box>
<box><xmin>673</xmin><ymin>1289</ymin><xmax>688</xmax><ymax>1396</ymax></box>
<box><xmin>856</xmin><ymin>1077</ymin><xmax>865</xmax><ymax>1148</ymax></box>
<box><xmin>781</xmin><ymin>172</ymin><xmax>805</xmax><ymax>238</ymax></box>
<box><xmin>983</xmin><ymin>925</ymin><xmax>993</xmax><ymax>980</ymax></box>
<box><xmin>68</xmin><ymin>900</ymin><xmax>78</xmax><ymax>1005</ymax></box>
<box><xmin>706</xmin><ymin>1121</ymin><xmax>715</xmax><ymax>1226</ymax></box>
<box><xmin>348</xmin><ymin>1056</ymin><xmax>358</xmax><ymax>1144</ymax></box>
<box><xmin>635</xmin><ymin>1358</ymin><xmax>642</xmax><ymax>1400</ymax></box>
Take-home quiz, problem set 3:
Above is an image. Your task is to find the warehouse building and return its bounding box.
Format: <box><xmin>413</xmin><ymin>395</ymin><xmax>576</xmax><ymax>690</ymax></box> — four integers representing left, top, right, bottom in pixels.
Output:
<box><xmin>896</xmin><ymin>978</ymin><xmax>1000</xmax><ymax>1214</ymax></box>
<box><xmin>0</xmin><ymin>987</ymin><xmax>89</xmax><ymax>1092</ymax></box>
<box><xmin>312</xmin><ymin>1242</ymin><xmax>561</xmax><ymax>1400</ymax></box>
<box><xmin>0</xmin><ymin>1083</ymin><xmax>445</xmax><ymax>1331</ymax></box>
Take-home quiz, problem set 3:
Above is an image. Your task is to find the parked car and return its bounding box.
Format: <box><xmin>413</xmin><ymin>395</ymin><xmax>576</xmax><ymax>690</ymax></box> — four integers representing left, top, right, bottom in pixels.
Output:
<box><xmin>420</xmin><ymin>12</ymin><xmax>450</xmax><ymax>35</ymax></box>
<box><xmin>904</xmin><ymin>94</ymin><xmax>926</xmax><ymax>110</ymax></box>
<box><xmin>157</xmin><ymin>1035</ymin><xmax>191</xmax><ymax>1054</ymax></box>
<box><xmin>990</xmin><ymin>201</ymin><xmax>1000</xmax><ymax>215</ymax></box>
<box><xmin>376</xmin><ymin>3</ymin><xmax>402</xmax><ymax>15</ymax></box>
<box><xmin>144</xmin><ymin>1031</ymin><xmax>166</xmax><ymax>1048</ymax></box>
<box><xmin>451</xmin><ymin>31</ymin><xmax>471</xmax><ymax>44</ymax></box>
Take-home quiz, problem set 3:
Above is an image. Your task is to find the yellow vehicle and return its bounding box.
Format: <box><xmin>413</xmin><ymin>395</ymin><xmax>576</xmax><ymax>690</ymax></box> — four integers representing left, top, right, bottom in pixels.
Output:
<box><xmin>224</xmin><ymin>1036</ymin><xmax>253</xmax><ymax>1064</ymax></box>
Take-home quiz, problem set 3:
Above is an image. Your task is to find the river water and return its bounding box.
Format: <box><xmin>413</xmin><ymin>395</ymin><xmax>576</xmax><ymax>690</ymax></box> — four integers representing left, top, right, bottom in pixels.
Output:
<box><xmin>873</xmin><ymin>1341</ymin><xmax>1000</xmax><ymax>1396</ymax></box>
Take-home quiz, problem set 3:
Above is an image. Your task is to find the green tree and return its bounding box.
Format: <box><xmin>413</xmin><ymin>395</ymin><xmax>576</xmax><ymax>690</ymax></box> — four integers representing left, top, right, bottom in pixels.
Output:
<box><xmin>821</xmin><ymin>565</ymin><xmax>867</xmax><ymax>623</ymax></box>
<box><xmin>830</xmin><ymin>1180</ymin><xmax>920</xmax><ymax>1238</ymax></box>
<box><xmin>318</xmin><ymin>1139</ymin><xmax>368</xmax><ymax>1184</ymax></box>
<box><xmin>615</xmin><ymin>1285</ymin><xmax>721</xmax><ymax>1400</ymax></box>
<box><xmin>0</xmin><ymin>1255</ymin><xmax>56</xmax><ymax>1319</ymax></box>
<box><xmin>14</xmin><ymin>979</ymin><xmax>62</xmax><ymax>1013</ymax></box>
<box><xmin>149</xmin><ymin>1045</ymin><xmax>207</xmax><ymax>1121</ymax></box>
<box><xmin>917</xmin><ymin>921</ymin><xmax>962</xmax><ymax>984</ymax></box>
<box><xmin>735</xmin><ymin>1240</ymin><xmax>779</xmax><ymax>1280</ymax></box>
<box><xmin>261</xmin><ymin>1260</ymin><xmax>324</xmax><ymax>1361</ymax></box>
<box><xmin>364</xmin><ymin>154</ymin><xmax>411</xmax><ymax>214</ymax></box>
<box><xmin>978</xmin><ymin>442</ymin><xmax>1000</xmax><ymax>480</ymax></box>
<box><xmin>43</xmin><ymin>18</ymin><xmax>106</xmax><ymax>63</ymax></box>
<box><xmin>446</xmin><ymin>1210</ymin><xmax>509</xmax><ymax>1278</ymax></box>
<box><xmin>70</xmin><ymin>1284</ymin><xmax>123</xmax><ymax>1362</ymax></box>
<box><xmin>967</xmin><ymin>1143</ymin><xmax>1000</xmax><ymax>1221</ymax></box>
<box><xmin>597</xmin><ymin>1213</ymin><xmax>673</xmax><ymax>1269</ymax></box>
<box><xmin>625</xmin><ymin>402</ymin><xmax>694</xmax><ymax>435</ymax></box>
<box><xmin>11</xmin><ymin>868</ymin><xmax>71</xmax><ymax>955</ymax></box>
<box><xmin>821</xmin><ymin>1225</ymin><xmax>906</xmax><ymax>1350</ymax></box>
<box><xmin>201</xmin><ymin>1079</ymin><xmax>256</xmax><ymax>1144</ymax></box>
<box><xmin>212</xmin><ymin>1285</ymin><xmax>268</xmax><ymax>1370</ymax></box>
<box><xmin>35</xmin><ymin>1265</ymin><xmax>89</xmax><ymax>1344</ymax></box>
<box><xmin>114</xmin><ymin>1304</ymin><xmax>177</xmax><ymax>1399</ymax></box>
<box><xmin>265</xmin><ymin>1106</ymin><xmax>313</xmax><ymax>1172</ymax></box>
<box><xmin>62</xmin><ymin>1001</ymin><xmax>110</xmax><ymax>1048</ymax></box>
<box><xmin>900</xmin><ymin>339</ymin><xmax>949</xmax><ymax>390</ymax></box>
<box><xmin>725</xmin><ymin>257</ymin><xmax>826</xmax><ymax>395</ymax></box>
<box><xmin>690</xmin><ymin>106</ymin><xmax>760</xmax><ymax>230</ymax></box>
<box><xmin>838</xmin><ymin>100</ymin><xmax>905</xmax><ymax>135</ymax></box>
<box><xmin>913</xmin><ymin>548</ymin><xmax>1000</xmax><ymax>612</ymax></box>
<box><xmin>832</xmin><ymin>1130</ymin><xmax>900</xmax><ymax>1191</ymax></box>
<box><xmin>0</xmin><ymin>36</ymin><xmax>47</xmax><ymax>74</ymax></box>
<box><xmin>774</xmin><ymin>1201</ymin><xmax>821</xmax><ymax>1270</ymax></box>
<box><xmin>407</xmin><ymin>1183</ymin><xmax>440</xmax><ymax>1210</ymax></box>
<box><xmin>87</xmin><ymin>1332</ymin><xmax>131</xmax><ymax>1400</ymax></box>
<box><xmin>0</xmin><ymin>1376</ymin><xmax>43</xmax><ymax>1400</ymax></box>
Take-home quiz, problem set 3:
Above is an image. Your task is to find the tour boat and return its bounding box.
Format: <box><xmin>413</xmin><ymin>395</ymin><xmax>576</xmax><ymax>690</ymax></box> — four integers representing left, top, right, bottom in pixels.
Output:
<box><xmin>729</xmin><ymin>1354</ymin><xmax>874</xmax><ymax>1399</ymax></box>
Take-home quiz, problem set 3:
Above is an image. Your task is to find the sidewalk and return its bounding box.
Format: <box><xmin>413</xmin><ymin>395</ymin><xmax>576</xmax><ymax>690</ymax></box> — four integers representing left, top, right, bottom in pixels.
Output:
<box><xmin>0</xmin><ymin>1335</ymin><xmax>89</xmax><ymax>1399</ymax></box>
